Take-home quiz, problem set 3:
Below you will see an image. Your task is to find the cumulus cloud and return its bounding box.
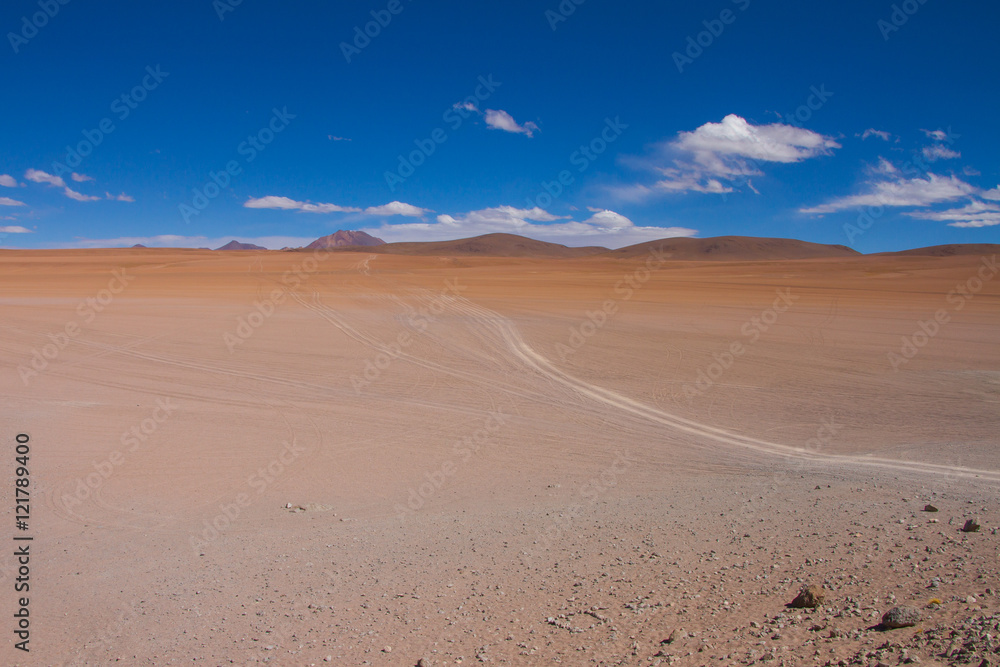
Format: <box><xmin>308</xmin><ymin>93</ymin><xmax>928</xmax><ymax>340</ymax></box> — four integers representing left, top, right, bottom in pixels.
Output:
<box><xmin>981</xmin><ymin>186</ymin><xmax>1000</xmax><ymax>201</ymax></box>
<box><xmin>0</xmin><ymin>174</ymin><xmax>18</xmax><ymax>187</ymax></box>
<box><xmin>859</xmin><ymin>129</ymin><xmax>892</xmax><ymax>141</ymax></box>
<box><xmin>907</xmin><ymin>201</ymin><xmax>1000</xmax><ymax>228</ymax></box>
<box><xmin>484</xmin><ymin>109</ymin><xmax>539</xmax><ymax>137</ymax></box>
<box><xmin>71</xmin><ymin>172</ymin><xmax>94</xmax><ymax>182</ymax></box>
<box><xmin>0</xmin><ymin>196</ymin><xmax>26</xmax><ymax>207</ymax></box>
<box><xmin>0</xmin><ymin>225</ymin><xmax>32</xmax><ymax>233</ymax></box>
<box><xmin>360</xmin><ymin>205</ymin><xmax>696</xmax><ymax>248</ymax></box>
<box><xmin>620</xmin><ymin>114</ymin><xmax>839</xmax><ymax>197</ymax></box>
<box><xmin>922</xmin><ymin>145</ymin><xmax>960</xmax><ymax>161</ymax></box>
<box><xmin>244</xmin><ymin>196</ymin><xmax>429</xmax><ymax>217</ymax></box>
<box><xmin>800</xmin><ymin>172</ymin><xmax>975</xmax><ymax>214</ymax></box>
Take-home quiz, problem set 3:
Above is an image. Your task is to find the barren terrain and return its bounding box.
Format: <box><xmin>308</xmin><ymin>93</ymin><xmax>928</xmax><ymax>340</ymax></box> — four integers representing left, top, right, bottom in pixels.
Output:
<box><xmin>1</xmin><ymin>246</ymin><xmax>998</xmax><ymax>666</ymax></box>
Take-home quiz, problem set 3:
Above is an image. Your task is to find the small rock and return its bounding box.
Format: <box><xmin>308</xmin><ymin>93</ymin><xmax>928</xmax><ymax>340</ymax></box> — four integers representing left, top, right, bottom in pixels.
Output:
<box><xmin>417</xmin><ymin>660</ymin><xmax>429</xmax><ymax>667</ymax></box>
<box><xmin>961</xmin><ymin>519</ymin><xmax>980</xmax><ymax>532</ymax></box>
<box><xmin>383</xmin><ymin>646</ymin><xmax>392</xmax><ymax>653</ymax></box>
<box><xmin>881</xmin><ymin>606</ymin><xmax>921</xmax><ymax>628</ymax></box>
<box><xmin>923</xmin><ymin>504</ymin><xmax>938</xmax><ymax>512</ymax></box>
<box><xmin>790</xmin><ymin>584</ymin><xmax>826</xmax><ymax>608</ymax></box>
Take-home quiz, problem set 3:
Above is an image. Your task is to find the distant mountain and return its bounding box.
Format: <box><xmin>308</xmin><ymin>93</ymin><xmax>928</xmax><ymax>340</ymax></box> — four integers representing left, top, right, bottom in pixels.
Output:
<box><xmin>131</xmin><ymin>243</ymin><xmax>147</xmax><ymax>248</ymax></box>
<box><xmin>603</xmin><ymin>236</ymin><xmax>860</xmax><ymax>261</ymax></box>
<box><xmin>345</xmin><ymin>233</ymin><xmax>607</xmax><ymax>258</ymax></box>
<box><xmin>872</xmin><ymin>243</ymin><xmax>1000</xmax><ymax>257</ymax></box>
<box><xmin>306</xmin><ymin>230</ymin><xmax>385</xmax><ymax>249</ymax></box>
<box><xmin>215</xmin><ymin>240</ymin><xmax>267</xmax><ymax>251</ymax></box>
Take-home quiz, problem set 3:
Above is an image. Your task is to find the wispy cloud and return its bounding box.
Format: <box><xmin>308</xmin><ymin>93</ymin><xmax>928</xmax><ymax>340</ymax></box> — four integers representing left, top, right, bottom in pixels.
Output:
<box><xmin>244</xmin><ymin>196</ymin><xmax>430</xmax><ymax>217</ymax></box>
<box><xmin>71</xmin><ymin>172</ymin><xmax>94</xmax><ymax>182</ymax></box>
<box><xmin>327</xmin><ymin>135</ymin><xmax>351</xmax><ymax>141</ymax></box>
<box><xmin>0</xmin><ymin>197</ymin><xmax>26</xmax><ymax>207</ymax></box>
<box><xmin>907</xmin><ymin>200</ymin><xmax>1000</xmax><ymax>228</ymax></box>
<box><xmin>25</xmin><ymin>168</ymin><xmax>107</xmax><ymax>202</ymax></box>
<box><xmin>800</xmin><ymin>172</ymin><xmax>975</xmax><ymax>214</ymax></box>
<box><xmin>921</xmin><ymin>128</ymin><xmax>950</xmax><ymax>141</ymax></box>
<box><xmin>63</xmin><ymin>188</ymin><xmax>101</xmax><ymax>202</ymax></box>
<box><xmin>0</xmin><ymin>225</ymin><xmax>32</xmax><ymax>233</ymax></box>
<box><xmin>921</xmin><ymin>144</ymin><xmax>960</xmax><ymax>161</ymax></box>
<box><xmin>619</xmin><ymin>114</ymin><xmax>839</xmax><ymax>197</ymax></box>
<box><xmin>484</xmin><ymin>109</ymin><xmax>539</xmax><ymax>137</ymax></box>
<box><xmin>859</xmin><ymin>128</ymin><xmax>893</xmax><ymax>141</ymax></box>
<box><xmin>0</xmin><ymin>174</ymin><xmax>18</xmax><ymax>187</ymax></box>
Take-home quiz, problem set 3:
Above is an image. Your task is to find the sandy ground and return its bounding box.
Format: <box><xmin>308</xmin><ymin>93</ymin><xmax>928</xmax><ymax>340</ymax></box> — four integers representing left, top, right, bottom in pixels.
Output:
<box><xmin>1</xmin><ymin>247</ymin><xmax>998</xmax><ymax>666</ymax></box>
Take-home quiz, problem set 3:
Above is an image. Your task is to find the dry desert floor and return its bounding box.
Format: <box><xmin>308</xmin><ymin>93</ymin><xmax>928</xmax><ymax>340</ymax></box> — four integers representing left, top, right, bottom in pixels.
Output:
<box><xmin>1</xmin><ymin>248</ymin><xmax>998</xmax><ymax>666</ymax></box>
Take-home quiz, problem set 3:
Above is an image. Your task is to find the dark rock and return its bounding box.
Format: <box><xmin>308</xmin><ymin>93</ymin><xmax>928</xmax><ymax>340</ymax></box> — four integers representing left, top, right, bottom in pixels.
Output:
<box><xmin>790</xmin><ymin>584</ymin><xmax>825</xmax><ymax>608</ymax></box>
<box><xmin>881</xmin><ymin>605</ymin><xmax>921</xmax><ymax>628</ymax></box>
<box><xmin>962</xmin><ymin>518</ymin><xmax>981</xmax><ymax>532</ymax></box>
<box><xmin>923</xmin><ymin>504</ymin><xmax>938</xmax><ymax>512</ymax></box>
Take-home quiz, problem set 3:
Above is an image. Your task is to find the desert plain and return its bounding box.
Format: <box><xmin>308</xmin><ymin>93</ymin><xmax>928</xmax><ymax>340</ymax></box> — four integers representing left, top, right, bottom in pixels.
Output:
<box><xmin>1</xmin><ymin>242</ymin><xmax>999</xmax><ymax>666</ymax></box>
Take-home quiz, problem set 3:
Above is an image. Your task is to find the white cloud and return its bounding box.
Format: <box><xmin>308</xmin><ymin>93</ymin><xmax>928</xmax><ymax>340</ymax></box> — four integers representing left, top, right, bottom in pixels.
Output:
<box><xmin>454</xmin><ymin>102</ymin><xmax>478</xmax><ymax>112</ymax></box>
<box><xmin>327</xmin><ymin>135</ymin><xmax>351</xmax><ymax>141</ymax></box>
<box><xmin>907</xmin><ymin>200</ymin><xmax>1000</xmax><ymax>228</ymax></box>
<box><xmin>981</xmin><ymin>186</ymin><xmax>1000</xmax><ymax>201</ymax></box>
<box><xmin>244</xmin><ymin>195</ymin><xmax>361</xmax><ymax>214</ymax></box>
<box><xmin>0</xmin><ymin>225</ymin><xmax>32</xmax><ymax>233</ymax></box>
<box><xmin>363</xmin><ymin>201</ymin><xmax>431</xmax><ymax>217</ymax></box>
<box><xmin>0</xmin><ymin>174</ymin><xmax>18</xmax><ymax>187</ymax></box>
<box><xmin>484</xmin><ymin>109</ymin><xmax>539</xmax><ymax>137</ymax></box>
<box><xmin>0</xmin><ymin>196</ymin><xmax>26</xmax><ymax>207</ymax></box>
<box><xmin>922</xmin><ymin>145</ymin><xmax>960</xmax><ymax>161</ymax></box>
<box><xmin>25</xmin><ymin>168</ymin><xmax>65</xmax><ymax>188</ymax></box>
<box><xmin>921</xmin><ymin>129</ymin><xmax>949</xmax><ymax>141</ymax></box>
<box><xmin>800</xmin><ymin>172</ymin><xmax>976</xmax><ymax>214</ymax></box>
<box><xmin>619</xmin><ymin>114</ymin><xmax>839</xmax><ymax>197</ymax></box>
<box><xmin>859</xmin><ymin>129</ymin><xmax>892</xmax><ymax>141</ymax></box>
<box><xmin>63</xmin><ymin>188</ymin><xmax>101</xmax><ymax>202</ymax></box>
<box><xmin>361</xmin><ymin>205</ymin><xmax>696</xmax><ymax>248</ymax></box>
<box><xmin>71</xmin><ymin>172</ymin><xmax>94</xmax><ymax>182</ymax></box>
<box><xmin>106</xmin><ymin>192</ymin><xmax>135</xmax><ymax>202</ymax></box>
<box><xmin>25</xmin><ymin>168</ymin><xmax>102</xmax><ymax>202</ymax></box>
<box><xmin>244</xmin><ymin>196</ymin><xmax>429</xmax><ymax>217</ymax></box>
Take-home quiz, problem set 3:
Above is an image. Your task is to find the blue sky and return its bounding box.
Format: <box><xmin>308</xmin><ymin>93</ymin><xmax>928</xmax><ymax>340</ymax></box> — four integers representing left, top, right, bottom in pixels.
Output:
<box><xmin>1</xmin><ymin>0</ymin><xmax>998</xmax><ymax>251</ymax></box>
